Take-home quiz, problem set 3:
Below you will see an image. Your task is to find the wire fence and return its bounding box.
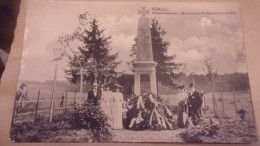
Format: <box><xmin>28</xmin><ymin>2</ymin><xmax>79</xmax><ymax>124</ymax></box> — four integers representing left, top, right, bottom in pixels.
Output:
<box><xmin>161</xmin><ymin>91</ymin><xmax>252</xmax><ymax>118</ymax></box>
<box><xmin>13</xmin><ymin>89</ymin><xmax>252</xmax><ymax>123</ymax></box>
<box><xmin>12</xmin><ymin>89</ymin><xmax>88</xmax><ymax>123</ymax></box>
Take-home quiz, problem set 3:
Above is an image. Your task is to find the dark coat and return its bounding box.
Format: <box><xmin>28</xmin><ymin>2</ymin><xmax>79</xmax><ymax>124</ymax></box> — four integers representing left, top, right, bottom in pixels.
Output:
<box><xmin>187</xmin><ymin>91</ymin><xmax>202</xmax><ymax>110</ymax></box>
<box><xmin>87</xmin><ymin>90</ymin><xmax>98</xmax><ymax>106</ymax></box>
<box><xmin>0</xmin><ymin>58</ymin><xmax>5</xmax><ymax>79</ymax></box>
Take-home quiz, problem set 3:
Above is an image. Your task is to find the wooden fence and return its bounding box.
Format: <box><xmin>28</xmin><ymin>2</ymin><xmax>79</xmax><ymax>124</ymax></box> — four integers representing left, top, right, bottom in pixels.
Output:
<box><xmin>161</xmin><ymin>91</ymin><xmax>252</xmax><ymax>117</ymax></box>
<box><xmin>12</xmin><ymin>89</ymin><xmax>86</xmax><ymax>123</ymax></box>
<box><xmin>13</xmin><ymin>90</ymin><xmax>251</xmax><ymax>123</ymax></box>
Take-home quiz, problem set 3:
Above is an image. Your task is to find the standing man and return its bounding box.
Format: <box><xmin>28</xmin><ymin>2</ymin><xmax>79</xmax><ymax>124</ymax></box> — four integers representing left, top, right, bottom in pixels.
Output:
<box><xmin>60</xmin><ymin>93</ymin><xmax>65</xmax><ymax>107</ymax></box>
<box><xmin>87</xmin><ymin>82</ymin><xmax>98</xmax><ymax>106</ymax></box>
<box><xmin>187</xmin><ymin>83</ymin><xmax>203</xmax><ymax>125</ymax></box>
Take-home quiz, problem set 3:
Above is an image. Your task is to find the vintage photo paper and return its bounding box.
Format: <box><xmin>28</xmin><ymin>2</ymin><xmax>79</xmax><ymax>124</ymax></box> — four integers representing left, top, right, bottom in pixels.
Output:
<box><xmin>10</xmin><ymin>0</ymin><xmax>258</xmax><ymax>143</ymax></box>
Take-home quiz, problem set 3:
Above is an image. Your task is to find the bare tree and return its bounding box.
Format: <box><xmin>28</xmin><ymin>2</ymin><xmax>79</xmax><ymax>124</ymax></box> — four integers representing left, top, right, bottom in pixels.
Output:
<box><xmin>204</xmin><ymin>56</ymin><xmax>218</xmax><ymax>116</ymax></box>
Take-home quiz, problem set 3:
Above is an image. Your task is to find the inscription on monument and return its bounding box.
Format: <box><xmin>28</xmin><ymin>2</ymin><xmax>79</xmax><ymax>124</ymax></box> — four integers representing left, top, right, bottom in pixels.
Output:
<box><xmin>140</xmin><ymin>74</ymin><xmax>151</xmax><ymax>94</ymax></box>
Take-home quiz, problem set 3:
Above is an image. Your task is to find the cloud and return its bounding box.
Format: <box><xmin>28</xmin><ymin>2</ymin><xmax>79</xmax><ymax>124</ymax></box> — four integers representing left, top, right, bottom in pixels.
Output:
<box><xmin>168</xmin><ymin>27</ymin><xmax>246</xmax><ymax>74</ymax></box>
<box><xmin>200</xmin><ymin>17</ymin><xmax>212</xmax><ymax>28</ymax></box>
<box><xmin>18</xmin><ymin>1</ymin><xmax>246</xmax><ymax>82</ymax></box>
<box><xmin>99</xmin><ymin>14</ymin><xmax>138</xmax><ymax>37</ymax></box>
<box><xmin>110</xmin><ymin>33</ymin><xmax>135</xmax><ymax>73</ymax></box>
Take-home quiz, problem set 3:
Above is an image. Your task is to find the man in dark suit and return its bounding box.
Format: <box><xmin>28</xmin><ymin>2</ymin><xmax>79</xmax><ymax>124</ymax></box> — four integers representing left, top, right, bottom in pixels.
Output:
<box><xmin>87</xmin><ymin>83</ymin><xmax>98</xmax><ymax>106</ymax></box>
<box><xmin>187</xmin><ymin>83</ymin><xmax>203</xmax><ymax>125</ymax></box>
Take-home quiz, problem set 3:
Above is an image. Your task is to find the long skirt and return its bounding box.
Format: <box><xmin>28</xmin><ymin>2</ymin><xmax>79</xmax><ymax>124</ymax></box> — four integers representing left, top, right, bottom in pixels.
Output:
<box><xmin>111</xmin><ymin>102</ymin><xmax>123</xmax><ymax>129</ymax></box>
<box><xmin>177</xmin><ymin>101</ymin><xmax>187</xmax><ymax>128</ymax></box>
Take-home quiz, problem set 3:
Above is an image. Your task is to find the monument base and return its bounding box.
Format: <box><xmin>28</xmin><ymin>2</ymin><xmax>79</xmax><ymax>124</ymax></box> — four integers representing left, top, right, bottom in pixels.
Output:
<box><xmin>133</xmin><ymin>61</ymin><xmax>157</xmax><ymax>95</ymax></box>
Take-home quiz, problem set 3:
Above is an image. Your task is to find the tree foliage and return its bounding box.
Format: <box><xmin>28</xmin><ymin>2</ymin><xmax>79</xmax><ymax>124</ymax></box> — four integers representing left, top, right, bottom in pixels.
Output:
<box><xmin>204</xmin><ymin>56</ymin><xmax>217</xmax><ymax>81</ymax></box>
<box><xmin>61</xmin><ymin>12</ymin><xmax>120</xmax><ymax>86</ymax></box>
<box><xmin>117</xmin><ymin>74</ymin><xmax>134</xmax><ymax>97</ymax></box>
<box><xmin>227</xmin><ymin>72</ymin><xmax>250</xmax><ymax>91</ymax></box>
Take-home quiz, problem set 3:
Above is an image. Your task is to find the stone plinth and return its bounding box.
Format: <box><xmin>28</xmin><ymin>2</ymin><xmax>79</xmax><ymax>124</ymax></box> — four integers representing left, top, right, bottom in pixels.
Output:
<box><xmin>133</xmin><ymin>61</ymin><xmax>157</xmax><ymax>95</ymax></box>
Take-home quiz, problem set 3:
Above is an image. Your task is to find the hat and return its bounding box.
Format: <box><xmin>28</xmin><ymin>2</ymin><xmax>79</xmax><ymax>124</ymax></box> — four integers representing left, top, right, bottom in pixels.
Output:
<box><xmin>19</xmin><ymin>83</ymin><xmax>27</xmax><ymax>89</ymax></box>
<box><xmin>189</xmin><ymin>83</ymin><xmax>194</xmax><ymax>88</ymax></box>
<box><xmin>92</xmin><ymin>82</ymin><xmax>98</xmax><ymax>87</ymax></box>
<box><xmin>178</xmin><ymin>85</ymin><xmax>185</xmax><ymax>89</ymax></box>
<box><xmin>113</xmin><ymin>83</ymin><xmax>123</xmax><ymax>88</ymax></box>
<box><xmin>142</xmin><ymin>92</ymin><xmax>149</xmax><ymax>96</ymax></box>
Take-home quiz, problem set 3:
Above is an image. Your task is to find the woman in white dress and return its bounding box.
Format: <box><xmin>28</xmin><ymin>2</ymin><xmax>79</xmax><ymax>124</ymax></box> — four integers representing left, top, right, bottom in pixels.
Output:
<box><xmin>100</xmin><ymin>85</ymin><xmax>113</xmax><ymax>126</ymax></box>
<box><xmin>111</xmin><ymin>84</ymin><xmax>124</xmax><ymax>129</ymax></box>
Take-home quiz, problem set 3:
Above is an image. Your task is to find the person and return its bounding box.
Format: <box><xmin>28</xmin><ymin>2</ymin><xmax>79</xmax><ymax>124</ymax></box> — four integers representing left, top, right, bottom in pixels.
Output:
<box><xmin>100</xmin><ymin>84</ymin><xmax>113</xmax><ymax>126</ymax></box>
<box><xmin>176</xmin><ymin>86</ymin><xmax>188</xmax><ymax>128</ymax></box>
<box><xmin>187</xmin><ymin>83</ymin><xmax>203</xmax><ymax>125</ymax></box>
<box><xmin>87</xmin><ymin>82</ymin><xmax>98</xmax><ymax>106</ymax></box>
<box><xmin>111</xmin><ymin>84</ymin><xmax>124</xmax><ymax>129</ymax></box>
<box><xmin>238</xmin><ymin>108</ymin><xmax>246</xmax><ymax>121</ymax></box>
<box><xmin>198</xmin><ymin>90</ymin><xmax>205</xmax><ymax>117</ymax></box>
<box><xmin>15</xmin><ymin>83</ymin><xmax>28</xmax><ymax>114</ymax></box>
<box><xmin>60</xmin><ymin>93</ymin><xmax>65</xmax><ymax>107</ymax></box>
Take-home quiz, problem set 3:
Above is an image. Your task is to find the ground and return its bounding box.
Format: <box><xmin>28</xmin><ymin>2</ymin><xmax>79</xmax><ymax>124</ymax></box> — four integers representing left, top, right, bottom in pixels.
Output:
<box><xmin>37</xmin><ymin>128</ymin><xmax>185</xmax><ymax>142</ymax></box>
<box><xmin>111</xmin><ymin>129</ymin><xmax>185</xmax><ymax>142</ymax></box>
<box><xmin>12</xmin><ymin>91</ymin><xmax>257</xmax><ymax>143</ymax></box>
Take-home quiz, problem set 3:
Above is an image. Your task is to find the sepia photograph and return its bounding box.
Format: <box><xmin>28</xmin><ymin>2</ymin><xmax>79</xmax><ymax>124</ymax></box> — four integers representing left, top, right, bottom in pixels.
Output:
<box><xmin>10</xmin><ymin>0</ymin><xmax>258</xmax><ymax>143</ymax></box>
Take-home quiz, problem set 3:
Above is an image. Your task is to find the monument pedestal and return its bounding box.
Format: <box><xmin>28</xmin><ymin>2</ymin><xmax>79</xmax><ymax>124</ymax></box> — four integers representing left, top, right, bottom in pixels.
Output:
<box><xmin>133</xmin><ymin>61</ymin><xmax>157</xmax><ymax>95</ymax></box>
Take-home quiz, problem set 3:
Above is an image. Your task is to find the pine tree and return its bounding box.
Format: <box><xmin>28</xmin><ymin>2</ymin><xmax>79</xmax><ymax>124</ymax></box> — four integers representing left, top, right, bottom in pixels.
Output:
<box><xmin>151</xmin><ymin>18</ymin><xmax>180</xmax><ymax>87</ymax></box>
<box><xmin>64</xmin><ymin>14</ymin><xmax>120</xmax><ymax>92</ymax></box>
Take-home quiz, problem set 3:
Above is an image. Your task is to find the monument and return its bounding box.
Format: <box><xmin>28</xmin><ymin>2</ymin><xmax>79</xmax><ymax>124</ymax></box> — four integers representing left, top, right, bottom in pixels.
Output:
<box><xmin>133</xmin><ymin>7</ymin><xmax>157</xmax><ymax>95</ymax></box>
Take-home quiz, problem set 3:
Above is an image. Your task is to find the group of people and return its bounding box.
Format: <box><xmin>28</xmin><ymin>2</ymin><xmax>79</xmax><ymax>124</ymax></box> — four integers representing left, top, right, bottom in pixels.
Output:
<box><xmin>87</xmin><ymin>82</ymin><xmax>124</xmax><ymax>129</ymax></box>
<box><xmin>176</xmin><ymin>83</ymin><xmax>204</xmax><ymax>127</ymax></box>
<box><xmin>85</xmin><ymin>82</ymin><xmax>204</xmax><ymax>130</ymax></box>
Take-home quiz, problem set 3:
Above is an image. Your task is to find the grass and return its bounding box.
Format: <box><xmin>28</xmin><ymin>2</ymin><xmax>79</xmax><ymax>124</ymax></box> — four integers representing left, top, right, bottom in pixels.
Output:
<box><xmin>12</xmin><ymin>90</ymin><xmax>258</xmax><ymax>143</ymax></box>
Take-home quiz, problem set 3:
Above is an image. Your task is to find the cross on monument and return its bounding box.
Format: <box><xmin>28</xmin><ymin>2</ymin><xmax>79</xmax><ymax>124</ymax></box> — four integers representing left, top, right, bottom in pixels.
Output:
<box><xmin>138</xmin><ymin>7</ymin><xmax>149</xmax><ymax>17</ymax></box>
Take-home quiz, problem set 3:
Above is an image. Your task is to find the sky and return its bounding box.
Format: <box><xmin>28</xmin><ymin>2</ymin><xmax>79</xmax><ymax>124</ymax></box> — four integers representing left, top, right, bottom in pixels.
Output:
<box><xmin>19</xmin><ymin>1</ymin><xmax>247</xmax><ymax>82</ymax></box>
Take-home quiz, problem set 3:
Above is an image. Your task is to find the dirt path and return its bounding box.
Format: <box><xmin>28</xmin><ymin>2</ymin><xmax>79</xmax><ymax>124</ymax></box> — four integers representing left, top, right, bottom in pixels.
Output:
<box><xmin>111</xmin><ymin>129</ymin><xmax>185</xmax><ymax>142</ymax></box>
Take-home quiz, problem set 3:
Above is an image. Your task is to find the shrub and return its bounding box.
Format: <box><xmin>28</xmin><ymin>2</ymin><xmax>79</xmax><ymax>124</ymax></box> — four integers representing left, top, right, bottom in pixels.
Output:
<box><xmin>11</xmin><ymin>104</ymin><xmax>112</xmax><ymax>142</ymax></box>
<box><xmin>64</xmin><ymin>104</ymin><xmax>112</xmax><ymax>142</ymax></box>
<box><xmin>179</xmin><ymin>117</ymin><xmax>220</xmax><ymax>143</ymax></box>
<box><xmin>10</xmin><ymin>116</ymin><xmax>71</xmax><ymax>142</ymax></box>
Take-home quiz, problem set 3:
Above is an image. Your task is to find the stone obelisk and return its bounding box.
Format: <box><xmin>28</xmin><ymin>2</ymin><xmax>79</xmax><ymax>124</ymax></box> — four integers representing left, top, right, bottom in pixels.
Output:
<box><xmin>133</xmin><ymin>7</ymin><xmax>157</xmax><ymax>95</ymax></box>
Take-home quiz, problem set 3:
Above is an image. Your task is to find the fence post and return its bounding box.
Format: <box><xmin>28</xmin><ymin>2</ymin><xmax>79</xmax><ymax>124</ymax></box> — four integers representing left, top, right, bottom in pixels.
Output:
<box><xmin>21</xmin><ymin>90</ymin><xmax>28</xmax><ymax>108</ymax></box>
<box><xmin>74</xmin><ymin>91</ymin><xmax>76</xmax><ymax>109</ymax></box>
<box><xmin>34</xmin><ymin>89</ymin><xmax>41</xmax><ymax>122</ymax></box>
<box><xmin>233</xmin><ymin>92</ymin><xmax>238</xmax><ymax>117</ymax></box>
<box><xmin>212</xmin><ymin>93</ymin><xmax>217</xmax><ymax>115</ymax></box>
<box><xmin>215</xmin><ymin>95</ymin><xmax>218</xmax><ymax>114</ymax></box>
<box><xmin>203</xmin><ymin>95</ymin><xmax>206</xmax><ymax>113</ymax></box>
<box><xmin>221</xmin><ymin>92</ymin><xmax>225</xmax><ymax>116</ymax></box>
<box><xmin>65</xmin><ymin>90</ymin><xmax>68</xmax><ymax>112</ymax></box>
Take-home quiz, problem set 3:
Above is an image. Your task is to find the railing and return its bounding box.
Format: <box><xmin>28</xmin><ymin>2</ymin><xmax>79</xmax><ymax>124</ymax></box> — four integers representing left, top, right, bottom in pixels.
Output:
<box><xmin>13</xmin><ymin>90</ymin><xmax>252</xmax><ymax>123</ymax></box>
<box><xmin>160</xmin><ymin>91</ymin><xmax>252</xmax><ymax>117</ymax></box>
<box><xmin>12</xmin><ymin>89</ymin><xmax>86</xmax><ymax>123</ymax></box>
